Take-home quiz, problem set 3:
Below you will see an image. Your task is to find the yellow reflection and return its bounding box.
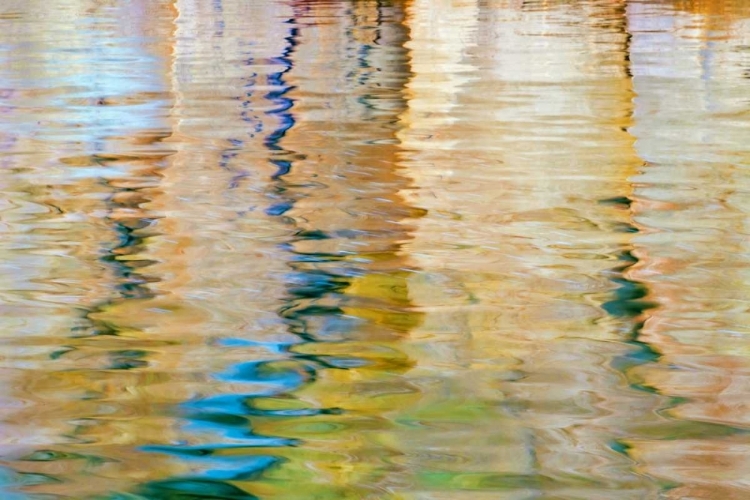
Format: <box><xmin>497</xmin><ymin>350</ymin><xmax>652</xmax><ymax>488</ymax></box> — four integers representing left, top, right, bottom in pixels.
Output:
<box><xmin>241</xmin><ymin>1</ymin><xmax>424</xmax><ymax>497</ymax></box>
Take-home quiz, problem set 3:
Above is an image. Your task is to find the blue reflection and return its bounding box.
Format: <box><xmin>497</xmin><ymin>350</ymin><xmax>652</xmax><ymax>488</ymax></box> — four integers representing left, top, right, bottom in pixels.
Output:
<box><xmin>133</xmin><ymin>10</ymin><xmax>304</xmax><ymax>499</ymax></box>
<box><xmin>129</xmin><ymin>479</ymin><xmax>259</xmax><ymax>499</ymax></box>
<box><xmin>213</xmin><ymin>360</ymin><xmax>314</xmax><ymax>391</ymax></box>
<box><xmin>0</xmin><ymin>465</ymin><xmax>58</xmax><ymax>500</ymax></box>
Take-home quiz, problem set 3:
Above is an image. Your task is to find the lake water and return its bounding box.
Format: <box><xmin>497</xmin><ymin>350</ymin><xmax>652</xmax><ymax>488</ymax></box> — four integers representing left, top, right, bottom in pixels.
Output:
<box><xmin>0</xmin><ymin>0</ymin><xmax>749</xmax><ymax>498</ymax></box>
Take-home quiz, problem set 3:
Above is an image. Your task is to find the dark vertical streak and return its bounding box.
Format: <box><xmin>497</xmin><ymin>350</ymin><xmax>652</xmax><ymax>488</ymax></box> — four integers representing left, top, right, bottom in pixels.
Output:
<box><xmin>605</xmin><ymin>0</ymin><xmax>661</xmax><ymax>393</ymax></box>
<box><xmin>72</xmin><ymin>157</ymin><xmax>163</xmax><ymax>373</ymax></box>
<box><xmin>264</xmin><ymin>25</ymin><xmax>298</xmax><ymax>156</ymax></box>
<box><xmin>267</xmin><ymin>10</ymin><xmax>354</xmax><ymax>358</ymax></box>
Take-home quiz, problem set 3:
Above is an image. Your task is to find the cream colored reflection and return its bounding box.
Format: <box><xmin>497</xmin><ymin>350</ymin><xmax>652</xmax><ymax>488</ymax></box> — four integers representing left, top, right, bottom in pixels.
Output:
<box><xmin>398</xmin><ymin>0</ymin><xmax>662</xmax><ymax>497</ymax></box>
<box><xmin>0</xmin><ymin>0</ymin><xmax>189</xmax><ymax>496</ymax></box>
<box><xmin>0</xmin><ymin>0</ymin><xmax>294</xmax><ymax>496</ymax></box>
<box><xmin>0</xmin><ymin>0</ymin><xmax>416</xmax><ymax>497</ymax></box>
<box><xmin>400</xmin><ymin>0</ymin><xmax>478</xmax><ymax>150</ymax></box>
<box><xmin>626</xmin><ymin>2</ymin><xmax>750</xmax><ymax>498</ymax></box>
<box><xmin>142</xmin><ymin>0</ymin><xmax>294</xmax><ymax>350</ymax></box>
<box><xmin>0</xmin><ymin>0</ymin><xmax>748</xmax><ymax>498</ymax></box>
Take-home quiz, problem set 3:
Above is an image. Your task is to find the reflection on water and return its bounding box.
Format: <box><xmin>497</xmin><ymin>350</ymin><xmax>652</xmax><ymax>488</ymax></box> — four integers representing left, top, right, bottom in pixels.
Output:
<box><xmin>0</xmin><ymin>0</ymin><xmax>748</xmax><ymax>498</ymax></box>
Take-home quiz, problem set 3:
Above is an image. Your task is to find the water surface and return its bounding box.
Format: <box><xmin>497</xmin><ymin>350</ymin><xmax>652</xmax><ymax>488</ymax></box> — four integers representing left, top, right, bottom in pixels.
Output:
<box><xmin>0</xmin><ymin>0</ymin><xmax>749</xmax><ymax>499</ymax></box>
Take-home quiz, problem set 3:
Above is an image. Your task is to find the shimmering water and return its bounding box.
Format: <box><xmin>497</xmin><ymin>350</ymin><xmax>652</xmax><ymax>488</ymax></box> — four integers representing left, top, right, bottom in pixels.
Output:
<box><xmin>0</xmin><ymin>0</ymin><xmax>749</xmax><ymax>498</ymax></box>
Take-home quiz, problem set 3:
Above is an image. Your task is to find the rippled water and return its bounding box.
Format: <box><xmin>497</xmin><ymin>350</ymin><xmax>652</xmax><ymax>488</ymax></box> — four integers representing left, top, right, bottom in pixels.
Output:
<box><xmin>0</xmin><ymin>0</ymin><xmax>749</xmax><ymax>498</ymax></box>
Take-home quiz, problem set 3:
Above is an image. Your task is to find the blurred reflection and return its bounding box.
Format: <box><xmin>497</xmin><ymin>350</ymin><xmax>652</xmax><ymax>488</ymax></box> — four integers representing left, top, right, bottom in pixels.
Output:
<box><xmin>626</xmin><ymin>1</ymin><xmax>750</xmax><ymax>499</ymax></box>
<box><xmin>0</xmin><ymin>1</ymin><xmax>181</xmax><ymax>497</ymax></box>
<box><xmin>0</xmin><ymin>0</ymin><xmax>748</xmax><ymax>499</ymax></box>
<box><xmin>239</xmin><ymin>2</ymin><xmax>423</xmax><ymax>497</ymax></box>
<box><xmin>397</xmin><ymin>0</ymin><xmax>663</xmax><ymax>498</ymax></box>
<box><xmin>133</xmin><ymin>0</ymin><xmax>421</xmax><ymax>498</ymax></box>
